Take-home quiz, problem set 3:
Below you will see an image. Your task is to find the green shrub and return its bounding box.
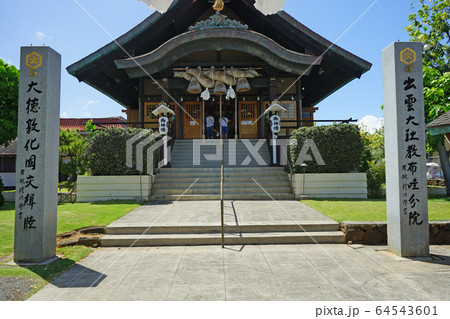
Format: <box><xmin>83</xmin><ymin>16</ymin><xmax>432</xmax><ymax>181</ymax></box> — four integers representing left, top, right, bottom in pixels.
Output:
<box><xmin>361</xmin><ymin>127</ymin><xmax>386</xmax><ymax>198</ymax></box>
<box><xmin>83</xmin><ymin>127</ymin><xmax>154</xmax><ymax>176</ymax></box>
<box><xmin>367</xmin><ymin>159</ymin><xmax>386</xmax><ymax>198</ymax></box>
<box><xmin>0</xmin><ymin>177</ymin><xmax>4</xmax><ymax>207</ymax></box>
<box><xmin>289</xmin><ymin>124</ymin><xmax>364</xmax><ymax>173</ymax></box>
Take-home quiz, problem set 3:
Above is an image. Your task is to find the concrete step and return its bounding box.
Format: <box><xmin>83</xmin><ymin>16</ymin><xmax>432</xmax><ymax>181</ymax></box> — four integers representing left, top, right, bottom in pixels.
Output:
<box><xmin>156</xmin><ymin>171</ymin><xmax>287</xmax><ymax>178</ymax></box>
<box><xmin>106</xmin><ymin>223</ymin><xmax>341</xmax><ymax>235</ymax></box>
<box><xmin>172</xmin><ymin>148</ymin><xmax>270</xmax><ymax>151</ymax></box>
<box><xmin>101</xmin><ymin>231</ymin><xmax>345</xmax><ymax>247</ymax></box>
<box><xmin>149</xmin><ymin>193</ymin><xmax>295</xmax><ymax>201</ymax></box>
<box><xmin>152</xmin><ymin>187</ymin><xmax>293</xmax><ymax>195</ymax></box>
<box><xmin>174</xmin><ymin>139</ymin><xmax>263</xmax><ymax>144</ymax></box>
<box><xmin>170</xmin><ymin>151</ymin><xmax>270</xmax><ymax>162</ymax></box>
<box><xmin>159</xmin><ymin>167</ymin><xmax>285</xmax><ymax>173</ymax></box>
<box><xmin>170</xmin><ymin>164</ymin><xmax>271</xmax><ymax>168</ymax></box>
<box><xmin>155</xmin><ymin>177</ymin><xmax>290</xmax><ymax>184</ymax></box>
<box><xmin>153</xmin><ymin>181</ymin><xmax>292</xmax><ymax>189</ymax></box>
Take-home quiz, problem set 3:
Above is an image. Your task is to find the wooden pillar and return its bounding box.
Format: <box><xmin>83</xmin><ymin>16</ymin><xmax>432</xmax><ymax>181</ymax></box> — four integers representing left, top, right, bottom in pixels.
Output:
<box><xmin>138</xmin><ymin>78</ymin><xmax>144</xmax><ymax>128</ymax></box>
<box><xmin>269</xmin><ymin>87</ymin><xmax>277</xmax><ymax>102</ymax></box>
<box><xmin>296</xmin><ymin>80</ymin><xmax>303</xmax><ymax>128</ymax></box>
<box><xmin>258</xmin><ymin>93</ymin><xmax>264</xmax><ymax>139</ymax></box>
<box><xmin>177</xmin><ymin>102</ymin><xmax>183</xmax><ymax>139</ymax></box>
<box><xmin>161</xmin><ymin>78</ymin><xmax>169</xmax><ymax>103</ymax></box>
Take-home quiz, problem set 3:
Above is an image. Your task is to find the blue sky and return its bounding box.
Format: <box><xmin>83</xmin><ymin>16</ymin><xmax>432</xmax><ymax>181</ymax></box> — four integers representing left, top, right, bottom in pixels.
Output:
<box><xmin>0</xmin><ymin>0</ymin><xmax>414</xmax><ymax>130</ymax></box>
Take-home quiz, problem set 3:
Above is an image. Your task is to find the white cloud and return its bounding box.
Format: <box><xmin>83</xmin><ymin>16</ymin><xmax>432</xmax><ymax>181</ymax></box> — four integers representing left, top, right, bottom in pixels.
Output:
<box><xmin>82</xmin><ymin>100</ymin><xmax>99</xmax><ymax>111</ymax></box>
<box><xmin>358</xmin><ymin>115</ymin><xmax>384</xmax><ymax>134</ymax></box>
<box><xmin>35</xmin><ymin>31</ymin><xmax>53</xmax><ymax>42</ymax></box>
<box><xmin>0</xmin><ymin>56</ymin><xmax>13</xmax><ymax>65</ymax></box>
<box><xmin>61</xmin><ymin>111</ymin><xmax>68</xmax><ymax>117</ymax></box>
<box><xmin>81</xmin><ymin>111</ymin><xmax>92</xmax><ymax>117</ymax></box>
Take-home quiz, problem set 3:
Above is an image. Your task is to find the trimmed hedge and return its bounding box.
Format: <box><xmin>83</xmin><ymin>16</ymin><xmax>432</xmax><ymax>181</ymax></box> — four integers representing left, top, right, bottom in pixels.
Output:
<box><xmin>289</xmin><ymin>124</ymin><xmax>364</xmax><ymax>173</ymax></box>
<box><xmin>83</xmin><ymin>127</ymin><xmax>154</xmax><ymax>176</ymax></box>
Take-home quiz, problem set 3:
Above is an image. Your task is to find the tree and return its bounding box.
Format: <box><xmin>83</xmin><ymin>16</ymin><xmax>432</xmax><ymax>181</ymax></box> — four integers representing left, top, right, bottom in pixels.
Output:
<box><xmin>0</xmin><ymin>59</ymin><xmax>19</xmax><ymax>147</ymax></box>
<box><xmin>59</xmin><ymin>129</ymin><xmax>87</xmax><ymax>181</ymax></box>
<box><xmin>407</xmin><ymin>0</ymin><xmax>450</xmax><ymax>195</ymax></box>
<box><xmin>361</xmin><ymin>127</ymin><xmax>386</xmax><ymax>198</ymax></box>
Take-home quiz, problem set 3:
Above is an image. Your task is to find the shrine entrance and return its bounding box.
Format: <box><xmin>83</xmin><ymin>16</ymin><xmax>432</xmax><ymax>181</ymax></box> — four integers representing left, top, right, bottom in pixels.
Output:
<box><xmin>182</xmin><ymin>101</ymin><xmax>202</xmax><ymax>139</ymax></box>
<box><xmin>238</xmin><ymin>101</ymin><xmax>258</xmax><ymax>139</ymax></box>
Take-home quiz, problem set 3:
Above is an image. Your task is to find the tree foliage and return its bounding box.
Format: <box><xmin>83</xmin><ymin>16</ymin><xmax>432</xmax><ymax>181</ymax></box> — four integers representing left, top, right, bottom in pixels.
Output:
<box><xmin>0</xmin><ymin>59</ymin><xmax>19</xmax><ymax>147</ymax></box>
<box><xmin>361</xmin><ymin>127</ymin><xmax>386</xmax><ymax>197</ymax></box>
<box><xmin>407</xmin><ymin>0</ymin><xmax>450</xmax><ymax>72</ymax></box>
<box><xmin>407</xmin><ymin>0</ymin><xmax>450</xmax><ymax>147</ymax></box>
<box><xmin>407</xmin><ymin>0</ymin><xmax>450</xmax><ymax>195</ymax></box>
<box><xmin>59</xmin><ymin>128</ymin><xmax>87</xmax><ymax>181</ymax></box>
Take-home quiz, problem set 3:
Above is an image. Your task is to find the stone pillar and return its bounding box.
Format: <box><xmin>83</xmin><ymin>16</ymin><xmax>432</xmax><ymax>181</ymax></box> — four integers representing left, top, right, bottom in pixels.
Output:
<box><xmin>382</xmin><ymin>42</ymin><xmax>429</xmax><ymax>257</ymax></box>
<box><xmin>14</xmin><ymin>47</ymin><xmax>61</xmax><ymax>263</ymax></box>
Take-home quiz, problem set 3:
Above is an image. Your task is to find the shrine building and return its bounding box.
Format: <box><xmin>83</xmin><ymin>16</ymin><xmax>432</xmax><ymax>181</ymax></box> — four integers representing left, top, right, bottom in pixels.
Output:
<box><xmin>67</xmin><ymin>0</ymin><xmax>371</xmax><ymax>141</ymax></box>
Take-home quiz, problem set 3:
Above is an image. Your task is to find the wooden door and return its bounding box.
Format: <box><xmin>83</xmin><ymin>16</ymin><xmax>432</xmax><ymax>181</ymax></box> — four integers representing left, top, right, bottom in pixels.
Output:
<box><xmin>239</xmin><ymin>101</ymin><xmax>258</xmax><ymax>139</ymax></box>
<box><xmin>183</xmin><ymin>102</ymin><xmax>202</xmax><ymax>139</ymax></box>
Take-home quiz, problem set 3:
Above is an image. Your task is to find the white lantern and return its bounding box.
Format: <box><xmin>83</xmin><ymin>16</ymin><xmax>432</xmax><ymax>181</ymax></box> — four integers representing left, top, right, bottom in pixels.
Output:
<box><xmin>270</xmin><ymin>114</ymin><xmax>281</xmax><ymax>134</ymax></box>
<box><xmin>159</xmin><ymin>116</ymin><xmax>169</xmax><ymax>135</ymax></box>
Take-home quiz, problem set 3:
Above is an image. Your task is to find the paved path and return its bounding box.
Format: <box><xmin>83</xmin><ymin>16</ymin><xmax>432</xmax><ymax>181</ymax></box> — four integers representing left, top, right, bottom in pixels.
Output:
<box><xmin>29</xmin><ymin>244</ymin><xmax>450</xmax><ymax>301</ymax></box>
<box><xmin>107</xmin><ymin>200</ymin><xmax>336</xmax><ymax>227</ymax></box>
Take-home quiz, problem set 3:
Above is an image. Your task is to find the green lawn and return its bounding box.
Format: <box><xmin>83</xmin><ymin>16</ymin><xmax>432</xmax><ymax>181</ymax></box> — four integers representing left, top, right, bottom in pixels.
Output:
<box><xmin>0</xmin><ymin>200</ymin><xmax>142</xmax><ymax>259</ymax></box>
<box><xmin>302</xmin><ymin>197</ymin><xmax>450</xmax><ymax>223</ymax></box>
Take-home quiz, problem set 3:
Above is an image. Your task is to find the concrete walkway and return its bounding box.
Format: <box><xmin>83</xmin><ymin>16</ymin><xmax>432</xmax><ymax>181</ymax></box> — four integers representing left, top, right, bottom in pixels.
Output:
<box><xmin>29</xmin><ymin>244</ymin><xmax>450</xmax><ymax>301</ymax></box>
<box><xmin>28</xmin><ymin>201</ymin><xmax>450</xmax><ymax>301</ymax></box>
<box><xmin>107</xmin><ymin>200</ymin><xmax>336</xmax><ymax>227</ymax></box>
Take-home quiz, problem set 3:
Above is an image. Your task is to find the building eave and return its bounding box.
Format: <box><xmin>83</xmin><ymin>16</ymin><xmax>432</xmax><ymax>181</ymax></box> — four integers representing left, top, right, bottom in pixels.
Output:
<box><xmin>115</xmin><ymin>28</ymin><xmax>322</xmax><ymax>78</ymax></box>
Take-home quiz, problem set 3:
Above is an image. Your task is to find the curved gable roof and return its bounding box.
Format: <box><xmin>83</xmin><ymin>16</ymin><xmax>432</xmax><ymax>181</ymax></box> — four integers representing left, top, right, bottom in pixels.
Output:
<box><xmin>67</xmin><ymin>0</ymin><xmax>371</xmax><ymax>108</ymax></box>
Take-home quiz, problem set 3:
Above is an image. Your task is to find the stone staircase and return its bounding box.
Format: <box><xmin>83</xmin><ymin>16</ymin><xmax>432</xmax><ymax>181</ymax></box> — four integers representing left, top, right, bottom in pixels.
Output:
<box><xmin>171</xmin><ymin>139</ymin><xmax>271</xmax><ymax>168</ymax></box>
<box><xmin>102</xmin><ymin>222</ymin><xmax>345</xmax><ymax>246</ymax></box>
<box><xmin>101</xmin><ymin>139</ymin><xmax>345</xmax><ymax>247</ymax></box>
<box><xmin>150</xmin><ymin>139</ymin><xmax>294</xmax><ymax>201</ymax></box>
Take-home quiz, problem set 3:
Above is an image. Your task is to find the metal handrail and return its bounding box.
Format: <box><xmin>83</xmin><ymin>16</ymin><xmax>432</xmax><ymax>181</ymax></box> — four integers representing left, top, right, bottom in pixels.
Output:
<box><xmin>286</xmin><ymin>144</ymin><xmax>295</xmax><ymax>182</ymax></box>
<box><xmin>220</xmin><ymin>163</ymin><xmax>224</xmax><ymax>248</ymax></box>
<box><xmin>152</xmin><ymin>134</ymin><xmax>163</xmax><ymax>175</ymax></box>
<box><xmin>265</xmin><ymin>120</ymin><xmax>273</xmax><ymax>165</ymax></box>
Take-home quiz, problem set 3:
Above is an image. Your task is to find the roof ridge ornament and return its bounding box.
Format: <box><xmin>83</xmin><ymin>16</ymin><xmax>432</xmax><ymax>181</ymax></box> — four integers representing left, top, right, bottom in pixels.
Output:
<box><xmin>189</xmin><ymin>11</ymin><xmax>248</xmax><ymax>31</ymax></box>
<box><xmin>212</xmin><ymin>0</ymin><xmax>225</xmax><ymax>11</ymax></box>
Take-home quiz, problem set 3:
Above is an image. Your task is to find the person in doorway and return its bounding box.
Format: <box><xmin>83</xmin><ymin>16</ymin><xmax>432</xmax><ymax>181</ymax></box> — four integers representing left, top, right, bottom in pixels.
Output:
<box><xmin>221</xmin><ymin>114</ymin><xmax>229</xmax><ymax>139</ymax></box>
<box><xmin>206</xmin><ymin>113</ymin><xmax>215</xmax><ymax>139</ymax></box>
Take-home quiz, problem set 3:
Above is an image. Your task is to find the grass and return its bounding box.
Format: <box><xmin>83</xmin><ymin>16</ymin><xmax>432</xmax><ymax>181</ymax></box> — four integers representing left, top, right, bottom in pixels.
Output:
<box><xmin>302</xmin><ymin>197</ymin><xmax>450</xmax><ymax>223</ymax></box>
<box><xmin>0</xmin><ymin>200</ymin><xmax>142</xmax><ymax>259</ymax></box>
<box><xmin>0</xmin><ymin>246</ymin><xmax>94</xmax><ymax>299</ymax></box>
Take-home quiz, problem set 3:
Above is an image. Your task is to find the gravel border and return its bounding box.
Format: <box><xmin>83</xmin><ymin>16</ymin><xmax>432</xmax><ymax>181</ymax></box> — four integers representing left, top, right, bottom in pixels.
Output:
<box><xmin>0</xmin><ymin>276</ymin><xmax>37</xmax><ymax>301</ymax></box>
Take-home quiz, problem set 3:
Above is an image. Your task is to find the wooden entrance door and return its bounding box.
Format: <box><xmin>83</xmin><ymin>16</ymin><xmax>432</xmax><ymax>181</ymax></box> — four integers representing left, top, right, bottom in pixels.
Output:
<box><xmin>239</xmin><ymin>101</ymin><xmax>258</xmax><ymax>139</ymax></box>
<box><xmin>183</xmin><ymin>102</ymin><xmax>202</xmax><ymax>139</ymax></box>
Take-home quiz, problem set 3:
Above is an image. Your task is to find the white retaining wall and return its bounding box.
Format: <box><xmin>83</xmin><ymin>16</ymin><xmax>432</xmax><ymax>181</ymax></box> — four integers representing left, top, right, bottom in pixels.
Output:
<box><xmin>2</xmin><ymin>191</ymin><xmax>15</xmax><ymax>202</ymax></box>
<box><xmin>0</xmin><ymin>172</ymin><xmax>16</xmax><ymax>187</ymax></box>
<box><xmin>292</xmin><ymin>173</ymin><xmax>367</xmax><ymax>199</ymax></box>
<box><xmin>76</xmin><ymin>175</ymin><xmax>153</xmax><ymax>202</ymax></box>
